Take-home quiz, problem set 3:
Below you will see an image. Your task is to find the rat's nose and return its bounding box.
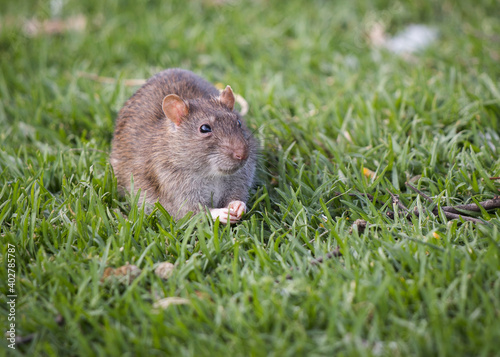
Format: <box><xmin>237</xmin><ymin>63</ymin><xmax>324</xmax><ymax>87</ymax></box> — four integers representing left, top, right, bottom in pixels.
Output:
<box><xmin>233</xmin><ymin>147</ymin><xmax>248</xmax><ymax>161</ymax></box>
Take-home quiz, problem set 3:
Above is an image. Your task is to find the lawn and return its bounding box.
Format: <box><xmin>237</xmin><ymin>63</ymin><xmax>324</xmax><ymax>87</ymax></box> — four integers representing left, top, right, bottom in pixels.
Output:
<box><xmin>1</xmin><ymin>0</ymin><xmax>500</xmax><ymax>356</ymax></box>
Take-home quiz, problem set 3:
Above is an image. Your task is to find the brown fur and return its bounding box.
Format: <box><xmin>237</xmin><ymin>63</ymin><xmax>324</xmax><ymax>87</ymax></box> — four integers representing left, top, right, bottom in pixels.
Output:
<box><xmin>110</xmin><ymin>68</ymin><xmax>258</xmax><ymax>218</ymax></box>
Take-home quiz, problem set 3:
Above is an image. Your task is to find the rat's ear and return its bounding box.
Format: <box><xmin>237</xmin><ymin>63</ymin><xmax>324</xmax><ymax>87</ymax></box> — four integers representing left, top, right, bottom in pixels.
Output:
<box><xmin>162</xmin><ymin>94</ymin><xmax>189</xmax><ymax>126</ymax></box>
<box><xmin>219</xmin><ymin>85</ymin><xmax>235</xmax><ymax>111</ymax></box>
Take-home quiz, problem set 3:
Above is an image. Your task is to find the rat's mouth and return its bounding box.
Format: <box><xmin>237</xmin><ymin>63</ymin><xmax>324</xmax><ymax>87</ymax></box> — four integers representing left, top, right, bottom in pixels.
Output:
<box><xmin>217</xmin><ymin>165</ymin><xmax>242</xmax><ymax>175</ymax></box>
<box><xmin>209</xmin><ymin>152</ymin><xmax>247</xmax><ymax>176</ymax></box>
<box><xmin>216</xmin><ymin>158</ymin><xmax>247</xmax><ymax>175</ymax></box>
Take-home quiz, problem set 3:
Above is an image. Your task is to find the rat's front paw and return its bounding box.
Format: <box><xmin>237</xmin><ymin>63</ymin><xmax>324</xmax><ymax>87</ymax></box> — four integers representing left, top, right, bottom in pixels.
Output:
<box><xmin>210</xmin><ymin>208</ymin><xmax>231</xmax><ymax>224</ymax></box>
<box><xmin>210</xmin><ymin>201</ymin><xmax>246</xmax><ymax>225</ymax></box>
<box><xmin>228</xmin><ymin>201</ymin><xmax>246</xmax><ymax>220</ymax></box>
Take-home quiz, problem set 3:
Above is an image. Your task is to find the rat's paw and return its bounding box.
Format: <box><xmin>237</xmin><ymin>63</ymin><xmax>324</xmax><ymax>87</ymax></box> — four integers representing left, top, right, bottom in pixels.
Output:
<box><xmin>210</xmin><ymin>201</ymin><xmax>246</xmax><ymax>225</ymax></box>
<box><xmin>210</xmin><ymin>208</ymin><xmax>234</xmax><ymax>224</ymax></box>
<box><xmin>228</xmin><ymin>201</ymin><xmax>246</xmax><ymax>220</ymax></box>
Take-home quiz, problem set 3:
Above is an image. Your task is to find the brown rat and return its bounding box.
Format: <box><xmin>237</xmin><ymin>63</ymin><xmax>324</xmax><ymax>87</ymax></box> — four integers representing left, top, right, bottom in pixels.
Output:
<box><xmin>110</xmin><ymin>68</ymin><xmax>258</xmax><ymax>224</ymax></box>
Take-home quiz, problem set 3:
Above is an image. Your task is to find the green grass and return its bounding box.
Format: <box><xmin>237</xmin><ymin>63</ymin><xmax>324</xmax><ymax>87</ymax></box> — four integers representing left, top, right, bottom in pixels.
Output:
<box><xmin>1</xmin><ymin>0</ymin><xmax>500</xmax><ymax>355</ymax></box>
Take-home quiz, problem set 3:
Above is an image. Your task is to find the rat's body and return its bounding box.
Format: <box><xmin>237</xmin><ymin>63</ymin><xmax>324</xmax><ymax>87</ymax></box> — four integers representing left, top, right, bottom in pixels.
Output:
<box><xmin>110</xmin><ymin>69</ymin><xmax>257</xmax><ymax>223</ymax></box>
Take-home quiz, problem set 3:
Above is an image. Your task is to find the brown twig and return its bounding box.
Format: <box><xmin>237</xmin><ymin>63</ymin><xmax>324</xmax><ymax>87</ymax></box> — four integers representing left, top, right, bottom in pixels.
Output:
<box><xmin>406</xmin><ymin>206</ymin><xmax>485</xmax><ymax>224</ymax></box>
<box><xmin>441</xmin><ymin>198</ymin><xmax>500</xmax><ymax>214</ymax></box>
<box><xmin>406</xmin><ymin>183</ymin><xmax>500</xmax><ymax>213</ymax></box>
<box><xmin>435</xmin><ymin>211</ymin><xmax>485</xmax><ymax>224</ymax></box>
<box><xmin>405</xmin><ymin>182</ymin><xmax>500</xmax><ymax>224</ymax></box>
<box><xmin>405</xmin><ymin>183</ymin><xmax>432</xmax><ymax>203</ymax></box>
<box><xmin>333</xmin><ymin>186</ymin><xmax>498</xmax><ymax>225</ymax></box>
<box><xmin>470</xmin><ymin>196</ymin><xmax>500</xmax><ymax>210</ymax></box>
<box><xmin>387</xmin><ymin>190</ymin><xmax>410</xmax><ymax>213</ymax></box>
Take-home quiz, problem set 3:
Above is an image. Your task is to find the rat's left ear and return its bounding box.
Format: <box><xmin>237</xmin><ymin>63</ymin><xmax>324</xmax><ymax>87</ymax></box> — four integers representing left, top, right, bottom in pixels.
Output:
<box><xmin>162</xmin><ymin>94</ymin><xmax>189</xmax><ymax>126</ymax></box>
<box><xmin>220</xmin><ymin>85</ymin><xmax>235</xmax><ymax>111</ymax></box>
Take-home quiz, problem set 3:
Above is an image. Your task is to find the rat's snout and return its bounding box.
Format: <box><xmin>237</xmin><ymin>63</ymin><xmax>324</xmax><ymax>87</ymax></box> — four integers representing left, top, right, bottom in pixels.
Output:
<box><xmin>217</xmin><ymin>139</ymin><xmax>250</xmax><ymax>175</ymax></box>
<box><xmin>233</xmin><ymin>146</ymin><xmax>248</xmax><ymax>161</ymax></box>
<box><xmin>222</xmin><ymin>139</ymin><xmax>248</xmax><ymax>162</ymax></box>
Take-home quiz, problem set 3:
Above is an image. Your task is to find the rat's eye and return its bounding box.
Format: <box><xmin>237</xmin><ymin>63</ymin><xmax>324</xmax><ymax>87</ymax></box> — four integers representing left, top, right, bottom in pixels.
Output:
<box><xmin>237</xmin><ymin>120</ymin><xmax>242</xmax><ymax>128</ymax></box>
<box><xmin>200</xmin><ymin>124</ymin><xmax>212</xmax><ymax>133</ymax></box>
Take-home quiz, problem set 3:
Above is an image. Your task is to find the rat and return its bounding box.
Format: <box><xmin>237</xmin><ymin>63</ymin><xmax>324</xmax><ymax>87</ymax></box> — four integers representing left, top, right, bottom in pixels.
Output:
<box><xmin>110</xmin><ymin>68</ymin><xmax>258</xmax><ymax>224</ymax></box>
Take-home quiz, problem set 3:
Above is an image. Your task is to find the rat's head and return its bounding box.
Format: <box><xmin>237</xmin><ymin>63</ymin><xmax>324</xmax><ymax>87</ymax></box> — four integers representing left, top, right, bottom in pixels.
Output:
<box><xmin>162</xmin><ymin>86</ymin><xmax>255</xmax><ymax>176</ymax></box>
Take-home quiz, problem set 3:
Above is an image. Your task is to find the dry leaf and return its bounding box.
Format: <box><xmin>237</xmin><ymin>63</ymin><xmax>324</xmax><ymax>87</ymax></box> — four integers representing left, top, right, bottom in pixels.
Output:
<box><xmin>154</xmin><ymin>262</ymin><xmax>175</xmax><ymax>280</ymax></box>
<box><xmin>363</xmin><ymin>167</ymin><xmax>376</xmax><ymax>179</ymax></box>
<box><xmin>349</xmin><ymin>219</ymin><xmax>368</xmax><ymax>234</ymax></box>
<box><xmin>101</xmin><ymin>263</ymin><xmax>141</xmax><ymax>285</ymax></box>
<box><xmin>153</xmin><ymin>297</ymin><xmax>190</xmax><ymax>310</ymax></box>
<box><xmin>194</xmin><ymin>290</ymin><xmax>212</xmax><ymax>300</ymax></box>
<box><xmin>340</xmin><ymin>130</ymin><xmax>353</xmax><ymax>143</ymax></box>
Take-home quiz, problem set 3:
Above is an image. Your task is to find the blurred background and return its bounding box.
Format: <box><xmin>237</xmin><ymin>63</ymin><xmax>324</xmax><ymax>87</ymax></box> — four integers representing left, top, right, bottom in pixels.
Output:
<box><xmin>1</xmin><ymin>0</ymin><xmax>499</xmax><ymax>152</ymax></box>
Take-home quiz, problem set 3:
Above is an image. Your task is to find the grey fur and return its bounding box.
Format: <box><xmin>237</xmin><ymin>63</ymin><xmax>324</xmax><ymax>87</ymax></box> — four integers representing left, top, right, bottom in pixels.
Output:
<box><xmin>110</xmin><ymin>69</ymin><xmax>258</xmax><ymax>218</ymax></box>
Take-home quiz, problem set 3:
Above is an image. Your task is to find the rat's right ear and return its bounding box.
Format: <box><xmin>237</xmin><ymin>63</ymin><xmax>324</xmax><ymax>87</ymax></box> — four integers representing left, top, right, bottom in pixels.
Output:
<box><xmin>162</xmin><ymin>94</ymin><xmax>189</xmax><ymax>126</ymax></box>
<box><xmin>219</xmin><ymin>85</ymin><xmax>235</xmax><ymax>111</ymax></box>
